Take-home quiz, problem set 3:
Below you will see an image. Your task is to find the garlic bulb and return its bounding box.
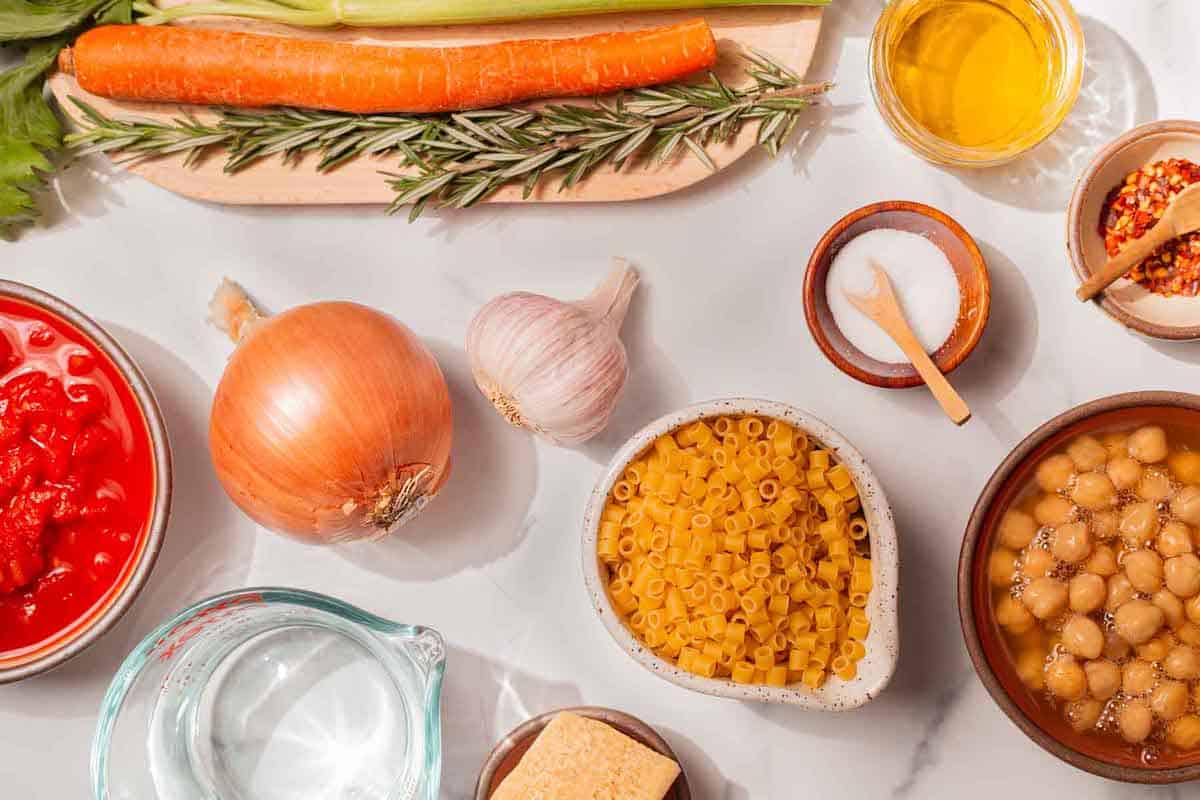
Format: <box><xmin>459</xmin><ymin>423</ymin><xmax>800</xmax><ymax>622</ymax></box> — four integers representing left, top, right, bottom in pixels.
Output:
<box><xmin>466</xmin><ymin>259</ymin><xmax>639</xmax><ymax>446</ymax></box>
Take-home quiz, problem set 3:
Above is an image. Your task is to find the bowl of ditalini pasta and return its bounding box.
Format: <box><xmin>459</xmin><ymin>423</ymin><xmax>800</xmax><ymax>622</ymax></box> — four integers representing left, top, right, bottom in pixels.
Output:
<box><xmin>582</xmin><ymin>398</ymin><xmax>899</xmax><ymax>710</ymax></box>
<box><xmin>960</xmin><ymin>392</ymin><xmax>1200</xmax><ymax>783</ymax></box>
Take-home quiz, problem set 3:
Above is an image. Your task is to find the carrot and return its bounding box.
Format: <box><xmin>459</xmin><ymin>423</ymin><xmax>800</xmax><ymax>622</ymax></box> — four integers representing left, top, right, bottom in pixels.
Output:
<box><xmin>59</xmin><ymin>21</ymin><xmax>718</xmax><ymax>114</ymax></box>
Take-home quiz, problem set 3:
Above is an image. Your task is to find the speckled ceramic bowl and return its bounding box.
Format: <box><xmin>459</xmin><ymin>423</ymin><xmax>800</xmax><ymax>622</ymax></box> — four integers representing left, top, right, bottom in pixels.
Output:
<box><xmin>1067</xmin><ymin>120</ymin><xmax>1200</xmax><ymax>339</ymax></box>
<box><xmin>581</xmin><ymin>398</ymin><xmax>899</xmax><ymax>710</ymax></box>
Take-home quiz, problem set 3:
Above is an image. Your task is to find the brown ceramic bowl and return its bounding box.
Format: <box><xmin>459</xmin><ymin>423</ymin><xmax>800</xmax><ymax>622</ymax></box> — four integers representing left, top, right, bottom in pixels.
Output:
<box><xmin>803</xmin><ymin>201</ymin><xmax>991</xmax><ymax>388</ymax></box>
<box><xmin>0</xmin><ymin>281</ymin><xmax>172</xmax><ymax>683</ymax></box>
<box><xmin>1067</xmin><ymin>120</ymin><xmax>1200</xmax><ymax>340</ymax></box>
<box><xmin>959</xmin><ymin>391</ymin><xmax>1200</xmax><ymax>783</ymax></box>
<box><xmin>474</xmin><ymin>706</ymin><xmax>692</xmax><ymax>799</ymax></box>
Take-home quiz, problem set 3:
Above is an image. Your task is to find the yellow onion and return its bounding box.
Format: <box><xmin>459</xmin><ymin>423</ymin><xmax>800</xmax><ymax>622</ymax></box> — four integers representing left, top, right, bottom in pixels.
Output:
<box><xmin>208</xmin><ymin>280</ymin><xmax>453</xmax><ymax>544</ymax></box>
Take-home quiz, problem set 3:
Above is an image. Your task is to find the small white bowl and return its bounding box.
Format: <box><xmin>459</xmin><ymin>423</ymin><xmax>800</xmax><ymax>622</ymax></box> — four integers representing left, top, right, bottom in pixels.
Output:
<box><xmin>581</xmin><ymin>398</ymin><xmax>899</xmax><ymax>710</ymax></box>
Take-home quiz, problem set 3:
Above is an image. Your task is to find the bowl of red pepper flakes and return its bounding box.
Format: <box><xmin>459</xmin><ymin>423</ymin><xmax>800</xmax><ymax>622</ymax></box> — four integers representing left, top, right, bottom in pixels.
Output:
<box><xmin>1069</xmin><ymin>120</ymin><xmax>1200</xmax><ymax>340</ymax></box>
<box><xmin>0</xmin><ymin>281</ymin><xmax>171</xmax><ymax>683</ymax></box>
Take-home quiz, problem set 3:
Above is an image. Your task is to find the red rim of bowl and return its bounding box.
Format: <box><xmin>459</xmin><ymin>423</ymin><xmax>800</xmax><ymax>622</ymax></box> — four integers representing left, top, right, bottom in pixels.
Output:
<box><xmin>958</xmin><ymin>391</ymin><xmax>1200</xmax><ymax>783</ymax></box>
<box><xmin>0</xmin><ymin>280</ymin><xmax>172</xmax><ymax>683</ymax></box>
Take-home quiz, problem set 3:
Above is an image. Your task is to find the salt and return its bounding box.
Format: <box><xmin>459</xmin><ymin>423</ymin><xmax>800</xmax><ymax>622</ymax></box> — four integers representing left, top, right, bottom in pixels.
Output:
<box><xmin>825</xmin><ymin>228</ymin><xmax>961</xmax><ymax>364</ymax></box>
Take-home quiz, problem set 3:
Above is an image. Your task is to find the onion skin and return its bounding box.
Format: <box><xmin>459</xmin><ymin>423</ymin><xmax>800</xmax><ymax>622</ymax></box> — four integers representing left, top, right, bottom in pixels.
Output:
<box><xmin>209</xmin><ymin>301</ymin><xmax>453</xmax><ymax>544</ymax></box>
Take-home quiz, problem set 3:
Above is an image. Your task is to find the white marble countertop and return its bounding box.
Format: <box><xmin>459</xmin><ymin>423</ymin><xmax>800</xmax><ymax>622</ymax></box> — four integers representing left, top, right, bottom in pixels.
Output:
<box><xmin>4</xmin><ymin>0</ymin><xmax>1200</xmax><ymax>796</ymax></box>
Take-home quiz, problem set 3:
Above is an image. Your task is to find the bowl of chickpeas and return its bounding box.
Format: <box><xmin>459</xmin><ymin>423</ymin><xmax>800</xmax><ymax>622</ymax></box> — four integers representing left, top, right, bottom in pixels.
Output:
<box><xmin>582</xmin><ymin>398</ymin><xmax>899</xmax><ymax>711</ymax></box>
<box><xmin>960</xmin><ymin>391</ymin><xmax>1200</xmax><ymax>783</ymax></box>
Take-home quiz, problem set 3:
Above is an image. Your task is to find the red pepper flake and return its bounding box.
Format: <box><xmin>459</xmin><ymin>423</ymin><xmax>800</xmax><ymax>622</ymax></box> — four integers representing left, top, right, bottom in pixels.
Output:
<box><xmin>1100</xmin><ymin>157</ymin><xmax>1200</xmax><ymax>297</ymax></box>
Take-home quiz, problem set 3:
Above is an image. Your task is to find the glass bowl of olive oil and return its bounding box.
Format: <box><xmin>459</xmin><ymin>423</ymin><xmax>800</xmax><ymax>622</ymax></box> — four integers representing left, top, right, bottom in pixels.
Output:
<box><xmin>870</xmin><ymin>0</ymin><xmax>1084</xmax><ymax>167</ymax></box>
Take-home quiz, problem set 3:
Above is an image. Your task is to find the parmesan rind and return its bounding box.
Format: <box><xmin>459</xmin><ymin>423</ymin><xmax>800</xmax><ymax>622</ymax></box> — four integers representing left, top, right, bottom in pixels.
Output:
<box><xmin>492</xmin><ymin>712</ymin><xmax>680</xmax><ymax>800</ymax></box>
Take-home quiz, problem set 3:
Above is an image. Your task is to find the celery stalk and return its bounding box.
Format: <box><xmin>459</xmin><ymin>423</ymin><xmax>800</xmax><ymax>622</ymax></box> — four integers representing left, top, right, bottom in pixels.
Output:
<box><xmin>133</xmin><ymin>0</ymin><xmax>829</xmax><ymax>28</ymax></box>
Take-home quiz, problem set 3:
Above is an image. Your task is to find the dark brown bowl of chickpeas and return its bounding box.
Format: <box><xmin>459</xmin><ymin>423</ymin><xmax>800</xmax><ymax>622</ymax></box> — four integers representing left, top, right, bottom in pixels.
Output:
<box><xmin>960</xmin><ymin>392</ymin><xmax>1200</xmax><ymax>784</ymax></box>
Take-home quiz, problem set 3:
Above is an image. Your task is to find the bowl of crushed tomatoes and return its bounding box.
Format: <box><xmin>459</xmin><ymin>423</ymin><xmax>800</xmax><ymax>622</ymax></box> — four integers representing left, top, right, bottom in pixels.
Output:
<box><xmin>0</xmin><ymin>281</ymin><xmax>170</xmax><ymax>683</ymax></box>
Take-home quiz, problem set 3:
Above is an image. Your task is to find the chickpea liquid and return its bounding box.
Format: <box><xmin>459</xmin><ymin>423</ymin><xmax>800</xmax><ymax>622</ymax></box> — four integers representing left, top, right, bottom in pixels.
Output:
<box><xmin>989</xmin><ymin>424</ymin><xmax>1200</xmax><ymax>757</ymax></box>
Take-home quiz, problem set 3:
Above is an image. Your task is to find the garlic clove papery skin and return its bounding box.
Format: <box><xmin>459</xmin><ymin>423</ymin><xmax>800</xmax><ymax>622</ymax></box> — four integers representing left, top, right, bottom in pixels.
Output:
<box><xmin>466</xmin><ymin>260</ymin><xmax>639</xmax><ymax>447</ymax></box>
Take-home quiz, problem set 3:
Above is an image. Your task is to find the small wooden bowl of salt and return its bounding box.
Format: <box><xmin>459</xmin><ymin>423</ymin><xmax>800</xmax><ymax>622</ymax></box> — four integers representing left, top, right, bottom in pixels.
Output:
<box><xmin>803</xmin><ymin>201</ymin><xmax>991</xmax><ymax>389</ymax></box>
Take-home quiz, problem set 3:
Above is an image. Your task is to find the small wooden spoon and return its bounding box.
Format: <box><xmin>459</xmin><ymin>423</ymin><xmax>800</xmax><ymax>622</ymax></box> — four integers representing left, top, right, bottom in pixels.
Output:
<box><xmin>843</xmin><ymin>261</ymin><xmax>971</xmax><ymax>425</ymax></box>
<box><xmin>1076</xmin><ymin>182</ymin><xmax>1200</xmax><ymax>301</ymax></box>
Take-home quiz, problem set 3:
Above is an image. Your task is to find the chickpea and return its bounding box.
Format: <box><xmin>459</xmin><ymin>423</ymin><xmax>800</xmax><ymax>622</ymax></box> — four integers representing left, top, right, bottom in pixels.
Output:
<box><xmin>1153</xmin><ymin>589</ymin><xmax>1187</xmax><ymax>629</ymax></box>
<box><xmin>1114</xmin><ymin>599</ymin><xmax>1166</xmax><ymax>645</ymax></box>
<box><xmin>1067</xmin><ymin>698</ymin><xmax>1102</xmax><ymax>733</ymax></box>
<box><xmin>989</xmin><ymin>548</ymin><xmax>1018</xmax><ymax>588</ymax></box>
<box><xmin>1016</xmin><ymin>647</ymin><xmax>1046</xmax><ymax>690</ymax></box>
<box><xmin>998</xmin><ymin>509</ymin><xmax>1037</xmax><ymax>550</ymax></box>
<box><xmin>1036</xmin><ymin>454</ymin><xmax>1076</xmax><ymax>493</ymax></box>
<box><xmin>1052</xmin><ymin>523</ymin><xmax>1092</xmax><ymax>564</ymax></box>
<box><xmin>1035</xmin><ymin>494</ymin><xmax>1073</xmax><ymax>527</ymax></box>
<box><xmin>1167</xmin><ymin>716</ymin><xmax>1200</xmax><ymax>749</ymax></box>
<box><xmin>1164</xmin><ymin>645</ymin><xmax>1200</xmax><ymax>680</ymax></box>
<box><xmin>1129</xmin><ymin>426</ymin><xmax>1169</xmax><ymax>464</ymax></box>
<box><xmin>1061</xmin><ymin>615</ymin><xmax>1104</xmax><ymax>659</ymax></box>
<box><xmin>1085</xmin><ymin>544</ymin><xmax>1118</xmax><ymax>577</ymax></box>
<box><xmin>1151</xmin><ymin>680</ymin><xmax>1190</xmax><ymax>721</ymax></box>
<box><xmin>1021</xmin><ymin>548</ymin><xmax>1056</xmax><ymax>579</ymax></box>
<box><xmin>1137</xmin><ymin>635</ymin><xmax>1173</xmax><ymax>662</ymax></box>
<box><xmin>1092</xmin><ymin>511</ymin><xmax>1118</xmax><ymax>541</ymax></box>
<box><xmin>1085</xmin><ymin>658</ymin><xmax>1121</xmax><ymax>701</ymax></box>
<box><xmin>1158</xmin><ymin>521</ymin><xmax>1194</xmax><ymax>557</ymax></box>
<box><xmin>1139</xmin><ymin>467</ymin><xmax>1175</xmax><ymax>503</ymax></box>
<box><xmin>1122</xmin><ymin>660</ymin><xmax>1159</xmax><ymax>695</ymax></box>
<box><xmin>1069</xmin><ymin>573</ymin><xmax>1106</xmax><ymax>614</ymax></box>
<box><xmin>1119</xmin><ymin>501</ymin><xmax>1160</xmax><ymax>547</ymax></box>
<box><xmin>995</xmin><ymin>593</ymin><xmax>1035</xmax><ymax>634</ymax></box>
<box><xmin>1169</xmin><ymin>450</ymin><xmax>1200</xmax><ymax>483</ymax></box>
<box><xmin>1165</xmin><ymin>554</ymin><xmax>1200</xmax><ymax>598</ymax></box>
<box><xmin>1107</xmin><ymin>574</ymin><xmax>1136</xmax><ymax>612</ymax></box>
<box><xmin>1102</xmin><ymin>432</ymin><xmax>1129</xmax><ymax>458</ymax></box>
<box><xmin>1104</xmin><ymin>631</ymin><xmax>1132</xmax><ymax>660</ymax></box>
<box><xmin>1177</xmin><ymin>621</ymin><xmax>1200</xmax><ymax>646</ymax></box>
<box><xmin>1188</xmin><ymin>594</ymin><xmax>1200</xmax><ymax>624</ymax></box>
<box><xmin>1119</xmin><ymin>699</ymin><xmax>1155</xmax><ymax>743</ymax></box>
<box><xmin>1072</xmin><ymin>473</ymin><xmax>1116</xmax><ymax>511</ymax></box>
<box><xmin>1107</xmin><ymin>456</ymin><xmax>1143</xmax><ymax>491</ymax></box>
<box><xmin>1124</xmin><ymin>549</ymin><xmax>1164</xmax><ymax>594</ymax></box>
<box><xmin>1022</xmin><ymin>577</ymin><xmax>1068</xmax><ymax>620</ymax></box>
<box><xmin>1069</xmin><ymin>435</ymin><xmax>1109</xmax><ymax>471</ymax></box>
<box><xmin>1172</xmin><ymin>485</ymin><xmax>1200</xmax><ymax>525</ymax></box>
<box><xmin>1045</xmin><ymin>654</ymin><xmax>1087</xmax><ymax>700</ymax></box>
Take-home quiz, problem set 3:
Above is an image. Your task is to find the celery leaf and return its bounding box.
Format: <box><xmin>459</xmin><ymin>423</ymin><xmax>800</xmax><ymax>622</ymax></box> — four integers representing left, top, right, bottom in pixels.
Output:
<box><xmin>0</xmin><ymin>40</ymin><xmax>62</xmax><ymax>238</ymax></box>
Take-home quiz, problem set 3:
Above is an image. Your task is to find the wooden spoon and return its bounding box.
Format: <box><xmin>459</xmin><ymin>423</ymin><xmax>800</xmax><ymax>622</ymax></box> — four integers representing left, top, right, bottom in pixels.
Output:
<box><xmin>842</xmin><ymin>261</ymin><xmax>971</xmax><ymax>425</ymax></box>
<box><xmin>1076</xmin><ymin>182</ymin><xmax>1200</xmax><ymax>301</ymax></box>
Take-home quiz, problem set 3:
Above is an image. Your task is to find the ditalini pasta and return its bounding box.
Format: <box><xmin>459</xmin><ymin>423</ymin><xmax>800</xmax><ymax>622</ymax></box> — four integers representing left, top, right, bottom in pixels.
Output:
<box><xmin>599</xmin><ymin>415</ymin><xmax>872</xmax><ymax>689</ymax></box>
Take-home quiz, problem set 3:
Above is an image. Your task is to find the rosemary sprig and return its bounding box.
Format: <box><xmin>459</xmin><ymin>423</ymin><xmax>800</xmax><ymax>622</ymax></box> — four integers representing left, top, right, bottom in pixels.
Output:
<box><xmin>65</xmin><ymin>53</ymin><xmax>831</xmax><ymax>220</ymax></box>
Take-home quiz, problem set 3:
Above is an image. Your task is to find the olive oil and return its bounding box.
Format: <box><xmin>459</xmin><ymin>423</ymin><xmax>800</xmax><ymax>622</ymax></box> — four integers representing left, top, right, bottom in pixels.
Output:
<box><xmin>889</xmin><ymin>0</ymin><xmax>1059</xmax><ymax>149</ymax></box>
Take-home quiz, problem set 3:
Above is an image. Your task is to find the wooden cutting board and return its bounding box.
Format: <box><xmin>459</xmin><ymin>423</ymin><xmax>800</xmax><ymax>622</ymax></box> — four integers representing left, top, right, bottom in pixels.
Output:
<box><xmin>47</xmin><ymin>6</ymin><xmax>823</xmax><ymax>206</ymax></box>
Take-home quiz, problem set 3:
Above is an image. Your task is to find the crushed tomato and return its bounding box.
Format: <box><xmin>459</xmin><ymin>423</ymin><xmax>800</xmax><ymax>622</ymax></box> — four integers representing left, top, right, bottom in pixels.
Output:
<box><xmin>0</xmin><ymin>298</ymin><xmax>154</xmax><ymax>657</ymax></box>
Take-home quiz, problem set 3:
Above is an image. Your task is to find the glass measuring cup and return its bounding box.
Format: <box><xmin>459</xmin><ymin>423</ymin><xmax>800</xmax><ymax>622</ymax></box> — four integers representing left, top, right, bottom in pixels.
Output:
<box><xmin>92</xmin><ymin>588</ymin><xmax>445</xmax><ymax>800</ymax></box>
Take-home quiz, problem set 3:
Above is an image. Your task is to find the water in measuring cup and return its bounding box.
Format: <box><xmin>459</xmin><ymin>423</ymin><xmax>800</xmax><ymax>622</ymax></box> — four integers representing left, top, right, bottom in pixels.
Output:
<box><xmin>148</xmin><ymin>624</ymin><xmax>425</xmax><ymax>800</ymax></box>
